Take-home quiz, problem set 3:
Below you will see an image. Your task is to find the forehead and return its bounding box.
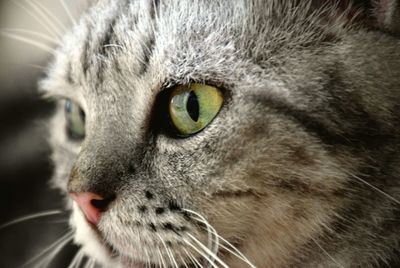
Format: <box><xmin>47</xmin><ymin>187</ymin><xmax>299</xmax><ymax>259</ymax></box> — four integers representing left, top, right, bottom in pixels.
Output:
<box><xmin>49</xmin><ymin>0</ymin><xmax>249</xmax><ymax>100</ymax></box>
<box><xmin>42</xmin><ymin>0</ymin><xmax>334</xmax><ymax>117</ymax></box>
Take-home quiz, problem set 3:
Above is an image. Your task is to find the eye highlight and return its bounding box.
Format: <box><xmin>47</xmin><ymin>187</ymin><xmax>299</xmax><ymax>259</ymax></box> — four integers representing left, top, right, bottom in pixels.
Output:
<box><xmin>65</xmin><ymin>99</ymin><xmax>85</xmax><ymax>140</ymax></box>
<box><xmin>169</xmin><ymin>83</ymin><xmax>223</xmax><ymax>136</ymax></box>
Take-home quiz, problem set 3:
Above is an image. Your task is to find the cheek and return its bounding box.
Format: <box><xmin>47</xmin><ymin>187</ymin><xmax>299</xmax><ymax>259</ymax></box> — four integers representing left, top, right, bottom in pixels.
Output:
<box><xmin>202</xmin><ymin>181</ymin><xmax>342</xmax><ymax>267</ymax></box>
<box><xmin>192</xmin><ymin>119</ymin><xmax>351</xmax><ymax>243</ymax></box>
<box><xmin>213</xmin><ymin>113</ymin><xmax>350</xmax><ymax>195</ymax></box>
<box><xmin>202</xmin><ymin>194</ymin><xmax>261</xmax><ymax>239</ymax></box>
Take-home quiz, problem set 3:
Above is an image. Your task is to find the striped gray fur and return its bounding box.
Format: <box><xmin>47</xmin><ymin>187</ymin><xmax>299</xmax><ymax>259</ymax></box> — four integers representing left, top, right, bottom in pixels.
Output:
<box><xmin>41</xmin><ymin>0</ymin><xmax>400</xmax><ymax>267</ymax></box>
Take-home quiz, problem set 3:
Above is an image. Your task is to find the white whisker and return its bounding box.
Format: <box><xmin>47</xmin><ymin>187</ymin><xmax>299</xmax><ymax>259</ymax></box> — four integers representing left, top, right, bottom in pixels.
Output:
<box><xmin>30</xmin><ymin>0</ymin><xmax>68</xmax><ymax>32</ymax></box>
<box><xmin>156</xmin><ymin>233</ymin><xmax>178</xmax><ymax>268</ymax></box>
<box><xmin>12</xmin><ymin>1</ymin><xmax>59</xmax><ymax>40</ymax></box>
<box><xmin>25</xmin><ymin>0</ymin><xmax>63</xmax><ymax>39</ymax></box>
<box><xmin>143</xmin><ymin>245</ymin><xmax>151</xmax><ymax>268</ymax></box>
<box><xmin>168</xmin><ymin>247</ymin><xmax>179</xmax><ymax>268</ymax></box>
<box><xmin>0</xmin><ymin>210</ymin><xmax>63</xmax><ymax>230</ymax></box>
<box><xmin>186</xmin><ymin>233</ymin><xmax>229</xmax><ymax>268</ymax></box>
<box><xmin>184</xmin><ymin>209</ymin><xmax>256</xmax><ymax>268</ymax></box>
<box><xmin>198</xmin><ymin>224</ymin><xmax>256</xmax><ymax>268</ymax></box>
<box><xmin>182</xmin><ymin>238</ymin><xmax>219</xmax><ymax>268</ymax></box>
<box><xmin>34</xmin><ymin>232</ymin><xmax>73</xmax><ymax>268</ymax></box>
<box><xmin>59</xmin><ymin>0</ymin><xmax>77</xmax><ymax>26</ymax></box>
<box><xmin>22</xmin><ymin>230</ymin><xmax>74</xmax><ymax>267</ymax></box>
<box><xmin>75</xmin><ymin>253</ymin><xmax>86</xmax><ymax>268</ymax></box>
<box><xmin>0</xmin><ymin>31</ymin><xmax>56</xmax><ymax>55</ymax></box>
<box><xmin>157</xmin><ymin>247</ymin><xmax>167</xmax><ymax>268</ymax></box>
<box><xmin>177</xmin><ymin>250</ymin><xmax>189</xmax><ymax>268</ymax></box>
<box><xmin>184</xmin><ymin>210</ymin><xmax>219</xmax><ymax>263</ymax></box>
<box><xmin>217</xmin><ymin>240</ymin><xmax>256</xmax><ymax>267</ymax></box>
<box><xmin>311</xmin><ymin>237</ymin><xmax>344</xmax><ymax>268</ymax></box>
<box><xmin>86</xmin><ymin>258</ymin><xmax>95</xmax><ymax>268</ymax></box>
<box><xmin>27</xmin><ymin>63</ymin><xmax>47</xmax><ymax>71</ymax></box>
<box><xmin>68</xmin><ymin>249</ymin><xmax>85</xmax><ymax>268</ymax></box>
<box><xmin>182</xmin><ymin>247</ymin><xmax>203</xmax><ymax>268</ymax></box>
<box><xmin>2</xmin><ymin>28</ymin><xmax>59</xmax><ymax>44</ymax></box>
<box><xmin>351</xmin><ymin>174</ymin><xmax>400</xmax><ymax>206</ymax></box>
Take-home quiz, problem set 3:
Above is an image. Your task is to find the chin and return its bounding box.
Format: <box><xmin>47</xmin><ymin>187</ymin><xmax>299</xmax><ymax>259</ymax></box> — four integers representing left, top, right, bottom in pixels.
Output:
<box><xmin>70</xmin><ymin>204</ymin><xmax>121</xmax><ymax>267</ymax></box>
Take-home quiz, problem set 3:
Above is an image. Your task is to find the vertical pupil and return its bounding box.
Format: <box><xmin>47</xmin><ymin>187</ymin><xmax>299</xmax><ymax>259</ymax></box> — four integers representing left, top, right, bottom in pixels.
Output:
<box><xmin>187</xmin><ymin>91</ymin><xmax>200</xmax><ymax>122</ymax></box>
<box><xmin>79</xmin><ymin>108</ymin><xmax>86</xmax><ymax>121</ymax></box>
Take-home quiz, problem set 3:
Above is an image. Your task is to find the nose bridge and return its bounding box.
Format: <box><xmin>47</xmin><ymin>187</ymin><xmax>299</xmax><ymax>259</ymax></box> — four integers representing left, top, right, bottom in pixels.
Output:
<box><xmin>68</xmin><ymin>89</ymin><xmax>151</xmax><ymax>194</ymax></box>
<box><xmin>68</xmin><ymin>127</ymin><xmax>132</xmax><ymax>195</ymax></box>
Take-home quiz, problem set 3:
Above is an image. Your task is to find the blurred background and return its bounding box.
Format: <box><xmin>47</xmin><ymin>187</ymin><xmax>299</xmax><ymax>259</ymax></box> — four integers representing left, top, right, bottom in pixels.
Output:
<box><xmin>0</xmin><ymin>1</ymin><xmax>83</xmax><ymax>266</ymax></box>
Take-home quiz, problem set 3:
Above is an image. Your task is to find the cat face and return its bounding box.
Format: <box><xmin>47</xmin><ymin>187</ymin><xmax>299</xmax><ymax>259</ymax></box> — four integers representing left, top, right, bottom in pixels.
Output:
<box><xmin>41</xmin><ymin>0</ymin><xmax>400</xmax><ymax>267</ymax></box>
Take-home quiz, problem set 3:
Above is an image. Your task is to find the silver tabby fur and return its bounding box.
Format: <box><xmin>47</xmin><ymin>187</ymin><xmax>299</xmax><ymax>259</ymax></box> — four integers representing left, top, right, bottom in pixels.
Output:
<box><xmin>41</xmin><ymin>0</ymin><xmax>400</xmax><ymax>267</ymax></box>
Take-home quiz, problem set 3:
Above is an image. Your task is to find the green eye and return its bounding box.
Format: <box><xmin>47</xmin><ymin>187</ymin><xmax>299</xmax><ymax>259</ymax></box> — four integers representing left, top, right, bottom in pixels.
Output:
<box><xmin>65</xmin><ymin>99</ymin><xmax>85</xmax><ymax>140</ymax></box>
<box><xmin>169</xmin><ymin>83</ymin><xmax>223</xmax><ymax>136</ymax></box>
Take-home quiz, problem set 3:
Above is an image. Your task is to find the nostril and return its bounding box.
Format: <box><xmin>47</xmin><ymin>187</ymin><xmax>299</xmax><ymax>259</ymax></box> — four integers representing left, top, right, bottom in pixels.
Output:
<box><xmin>90</xmin><ymin>194</ymin><xmax>116</xmax><ymax>211</ymax></box>
<box><xmin>69</xmin><ymin>192</ymin><xmax>115</xmax><ymax>226</ymax></box>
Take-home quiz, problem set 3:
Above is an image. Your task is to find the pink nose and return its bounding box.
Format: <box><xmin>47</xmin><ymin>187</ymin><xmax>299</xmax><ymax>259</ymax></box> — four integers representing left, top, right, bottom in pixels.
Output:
<box><xmin>69</xmin><ymin>192</ymin><xmax>114</xmax><ymax>225</ymax></box>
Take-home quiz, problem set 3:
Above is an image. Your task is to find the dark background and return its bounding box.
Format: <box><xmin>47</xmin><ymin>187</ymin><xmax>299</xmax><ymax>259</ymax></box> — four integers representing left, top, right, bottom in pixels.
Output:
<box><xmin>0</xmin><ymin>1</ymin><xmax>81</xmax><ymax>266</ymax></box>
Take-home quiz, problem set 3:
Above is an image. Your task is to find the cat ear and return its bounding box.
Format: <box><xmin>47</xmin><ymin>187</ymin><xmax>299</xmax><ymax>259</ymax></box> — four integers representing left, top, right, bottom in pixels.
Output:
<box><xmin>315</xmin><ymin>0</ymin><xmax>400</xmax><ymax>35</ymax></box>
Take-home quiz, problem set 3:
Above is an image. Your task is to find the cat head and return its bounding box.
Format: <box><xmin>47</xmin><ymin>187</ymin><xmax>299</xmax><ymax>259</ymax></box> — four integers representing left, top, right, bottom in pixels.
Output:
<box><xmin>40</xmin><ymin>0</ymin><xmax>400</xmax><ymax>267</ymax></box>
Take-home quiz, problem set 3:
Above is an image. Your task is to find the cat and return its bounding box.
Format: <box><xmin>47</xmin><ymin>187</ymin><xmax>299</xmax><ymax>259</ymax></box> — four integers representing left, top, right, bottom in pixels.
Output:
<box><xmin>37</xmin><ymin>0</ymin><xmax>400</xmax><ymax>267</ymax></box>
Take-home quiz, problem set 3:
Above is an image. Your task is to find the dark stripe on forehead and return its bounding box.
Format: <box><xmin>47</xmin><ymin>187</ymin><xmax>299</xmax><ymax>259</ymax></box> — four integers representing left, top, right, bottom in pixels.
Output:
<box><xmin>66</xmin><ymin>62</ymin><xmax>75</xmax><ymax>85</ymax></box>
<box><xmin>139</xmin><ymin>35</ymin><xmax>156</xmax><ymax>75</ymax></box>
<box><xmin>81</xmin><ymin>23</ymin><xmax>92</xmax><ymax>76</ymax></box>
<box><xmin>95</xmin><ymin>0</ymin><xmax>132</xmax><ymax>86</ymax></box>
<box><xmin>98</xmin><ymin>17</ymin><xmax>118</xmax><ymax>58</ymax></box>
<box><xmin>96</xmin><ymin>16</ymin><xmax>119</xmax><ymax>85</ymax></box>
<box><xmin>97</xmin><ymin>0</ymin><xmax>132</xmax><ymax>58</ymax></box>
